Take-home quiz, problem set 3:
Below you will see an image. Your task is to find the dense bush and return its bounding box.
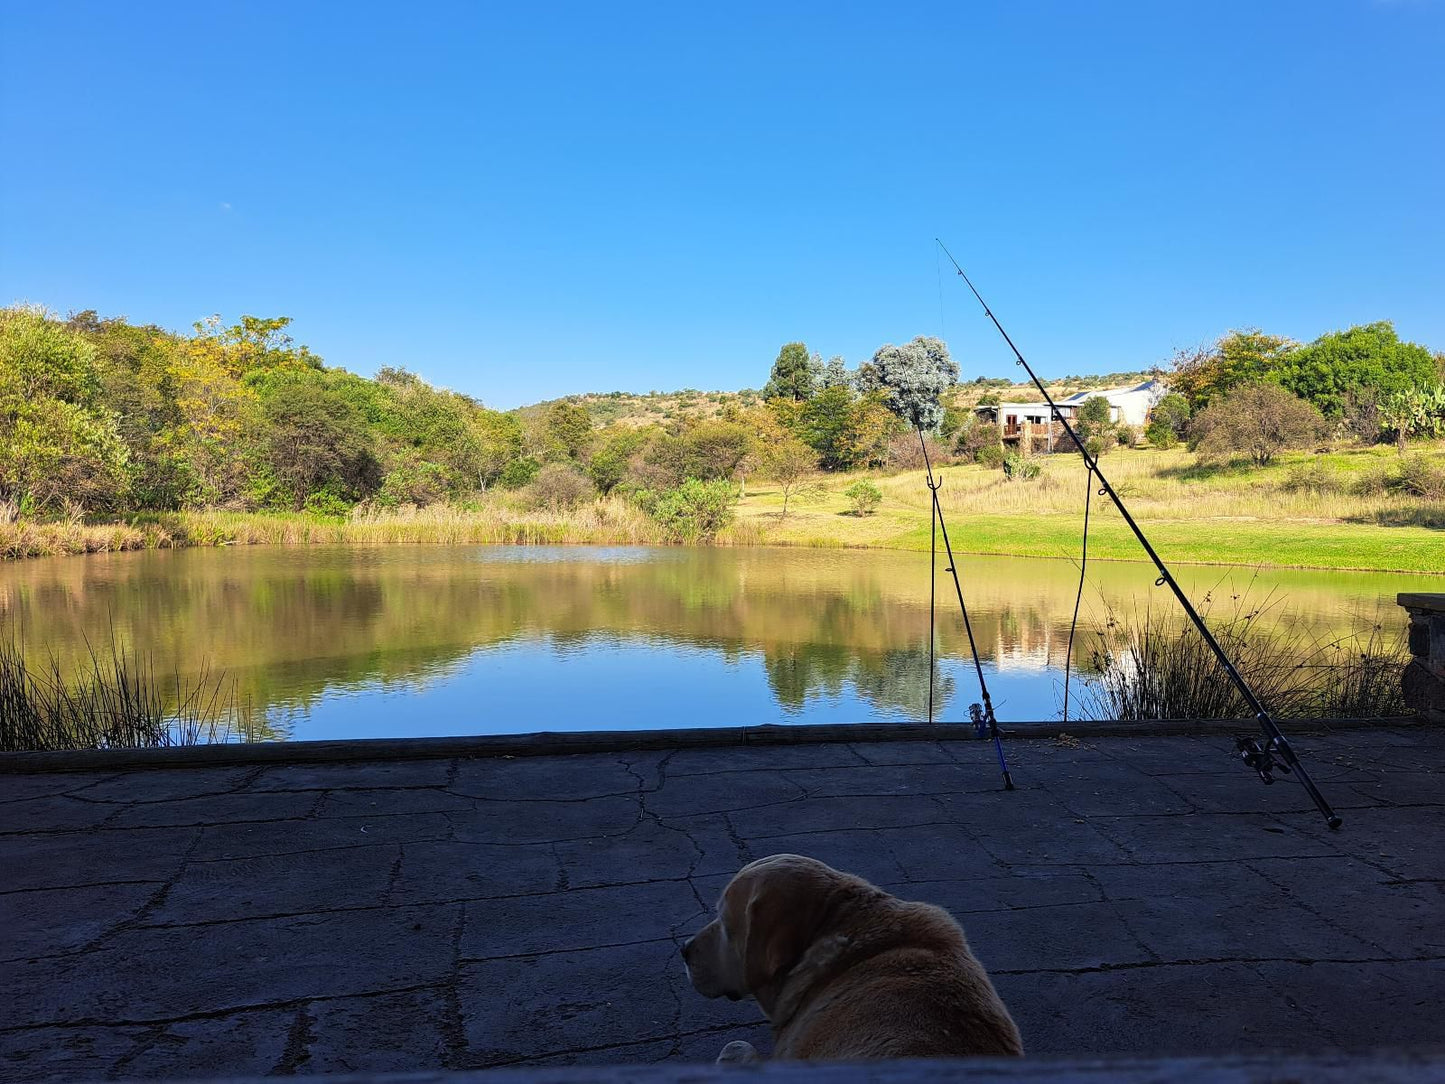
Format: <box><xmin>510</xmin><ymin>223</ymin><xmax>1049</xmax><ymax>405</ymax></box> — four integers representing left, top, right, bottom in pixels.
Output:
<box><xmin>642</xmin><ymin>479</ymin><xmax>738</xmax><ymax>542</ymax></box>
<box><xmin>529</xmin><ymin>463</ymin><xmax>594</xmax><ymax>511</ymax></box>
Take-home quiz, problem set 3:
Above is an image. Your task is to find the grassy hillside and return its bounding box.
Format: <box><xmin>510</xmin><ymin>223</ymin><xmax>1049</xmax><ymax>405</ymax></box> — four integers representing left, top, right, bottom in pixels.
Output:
<box><xmin>522</xmin><ymin>371</ymin><xmax>1158</xmax><ymax>427</ymax></box>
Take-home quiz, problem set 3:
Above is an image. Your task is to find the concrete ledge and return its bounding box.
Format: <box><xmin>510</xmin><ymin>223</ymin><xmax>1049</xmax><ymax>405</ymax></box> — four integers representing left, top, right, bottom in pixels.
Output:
<box><xmin>106</xmin><ymin>1053</ymin><xmax>1445</xmax><ymax>1084</ymax></box>
<box><xmin>1398</xmin><ymin>592</ymin><xmax>1445</xmax><ymax>612</ymax></box>
<box><xmin>0</xmin><ymin>715</ymin><xmax>1421</xmax><ymax>774</ymax></box>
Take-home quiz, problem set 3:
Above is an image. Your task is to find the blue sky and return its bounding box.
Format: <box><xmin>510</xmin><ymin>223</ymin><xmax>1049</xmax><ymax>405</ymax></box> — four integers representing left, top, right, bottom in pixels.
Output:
<box><xmin>2</xmin><ymin>2</ymin><xmax>1442</xmax><ymax>409</ymax></box>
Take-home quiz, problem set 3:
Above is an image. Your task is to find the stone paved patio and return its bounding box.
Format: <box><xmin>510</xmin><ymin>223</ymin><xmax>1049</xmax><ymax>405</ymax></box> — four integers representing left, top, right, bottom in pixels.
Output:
<box><xmin>2</xmin><ymin>725</ymin><xmax>1443</xmax><ymax>1081</ymax></box>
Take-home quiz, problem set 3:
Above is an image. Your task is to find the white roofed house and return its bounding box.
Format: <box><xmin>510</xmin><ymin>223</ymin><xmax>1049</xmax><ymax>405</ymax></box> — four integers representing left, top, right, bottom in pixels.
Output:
<box><xmin>975</xmin><ymin>378</ymin><xmax>1167</xmax><ymax>452</ymax></box>
<box><xmin>1060</xmin><ymin>378</ymin><xmax>1167</xmax><ymax>428</ymax></box>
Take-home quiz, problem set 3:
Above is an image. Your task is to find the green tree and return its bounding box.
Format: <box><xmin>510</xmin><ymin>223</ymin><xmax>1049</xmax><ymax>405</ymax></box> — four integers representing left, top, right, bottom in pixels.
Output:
<box><xmin>762</xmin><ymin>342</ymin><xmax>820</xmax><ymax>401</ymax></box>
<box><xmin>762</xmin><ymin>433</ymin><xmax>818</xmax><ymax>519</ymax></box>
<box><xmin>1276</xmin><ymin>322</ymin><xmax>1438</xmax><ymax>418</ymax></box>
<box><xmin>646</xmin><ymin>478</ymin><xmax>737</xmax><ymax>542</ymax></box>
<box><xmin>256</xmin><ymin>373</ymin><xmax>382</xmax><ymax>508</ymax></box>
<box><xmin>1145</xmin><ymin>393</ymin><xmax>1191</xmax><ymax>449</ymax></box>
<box><xmin>588</xmin><ymin>428</ymin><xmax>649</xmax><ymax>494</ymax></box>
<box><xmin>844</xmin><ymin>479</ymin><xmax>882</xmax><ymax>516</ymax></box>
<box><xmin>0</xmin><ymin>308</ymin><xmax>130</xmax><ymax>512</ymax></box>
<box><xmin>538</xmin><ymin>400</ymin><xmax>595</xmax><ymax>463</ymax></box>
<box><xmin>1169</xmin><ymin>331</ymin><xmax>1296</xmax><ymax>411</ymax></box>
<box><xmin>1073</xmin><ymin>395</ymin><xmax>1114</xmax><ymax>456</ymax></box>
<box><xmin>1188</xmin><ymin>382</ymin><xmax>1325</xmax><ymax>466</ymax></box>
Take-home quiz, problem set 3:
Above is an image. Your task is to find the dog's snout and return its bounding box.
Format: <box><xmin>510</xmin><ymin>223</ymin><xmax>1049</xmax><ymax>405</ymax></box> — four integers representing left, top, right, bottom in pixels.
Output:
<box><xmin>681</xmin><ymin>935</ymin><xmax>696</xmax><ymax>959</ymax></box>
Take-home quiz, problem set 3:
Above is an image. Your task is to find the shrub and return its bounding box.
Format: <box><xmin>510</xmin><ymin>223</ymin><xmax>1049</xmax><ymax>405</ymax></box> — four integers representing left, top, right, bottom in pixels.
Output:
<box><xmin>883</xmin><ymin>433</ymin><xmax>947</xmax><ymax>471</ymax></box>
<box><xmin>1281</xmin><ymin>460</ymin><xmax>1346</xmax><ymax>495</ymax></box>
<box><xmin>1115</xmin><ymin>424</ymin><xmax>1139</xmax><ymax>447</ymax></box>
<box><xmin>643</xmin><ymin>479</ymin><xmax>737</xmax><ymax>542</ymax></box>
<box><xmin>1388</xmin><ymin>455</ymin><xmax>1445</xmax><ymax>499</ymax></box>
<box><xmin>844</xmin><ymin>480</ymin><xmax>882</xmax><ymax>516</ymax></box>
<box><xmin>1353</xmin><ymin>467</ymin><xmax>1390</xmax><ymax>497</ymax></box>
<box><xmin>1189</xmin><ymin>382</ymin><xmax>1326</xmax><ymax>466</ymax></box>
<box><xmin>976</xmin><ymin>443</ymin><xmax>1006</xmax><ymax>469</ymax></box>
<box><xmin>1002</xmin><ymin>453</ymin><xmax>1041</xmax><ymax>481</ymax></box>
<box><xmin>1082</xmin><ymin>595</ymin><xmax>1409</xmax><ymax>721</ymax></box>
<box><xmin>528</xmin><ymin>463</ymin><xmax>594</xmax><ymax>511</ymax></box>
<box><xmin>956</xmin><ymin>418</ymin><xmax>1004</xmax><ymax>464</ymax></box>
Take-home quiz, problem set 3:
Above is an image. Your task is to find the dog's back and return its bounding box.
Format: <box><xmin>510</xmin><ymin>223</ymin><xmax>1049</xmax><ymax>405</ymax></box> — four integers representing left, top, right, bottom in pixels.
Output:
<box><xmin>774</xmin><ymin>897</ymin><xmax>1022</xmax><ymax>1059</ymax></box>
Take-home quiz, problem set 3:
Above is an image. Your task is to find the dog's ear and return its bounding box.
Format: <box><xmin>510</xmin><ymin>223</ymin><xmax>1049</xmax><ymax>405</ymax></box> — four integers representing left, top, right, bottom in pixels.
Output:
<box><xmin>740</xmin><ymin>862</ymin><xmax>836</xmax><ymax>993</ymax></box>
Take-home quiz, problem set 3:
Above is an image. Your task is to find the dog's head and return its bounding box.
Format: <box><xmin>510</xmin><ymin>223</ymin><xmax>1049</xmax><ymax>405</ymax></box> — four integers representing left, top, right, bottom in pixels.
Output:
<box><xmin>682</xmin><ymin>854</ymin><xmax>870</xmax><ymax>1007</ymax></box>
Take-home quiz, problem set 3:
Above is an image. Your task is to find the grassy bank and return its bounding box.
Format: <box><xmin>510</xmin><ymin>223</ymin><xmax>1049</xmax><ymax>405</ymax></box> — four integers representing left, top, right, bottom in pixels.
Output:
<box><xmin>3</xmin><ymin>445</ymin><xmax>1442</xmax><ymax>572</ymax></box>
<box><xmin>735</xmin><ymin>445</ymin><xmax>1445</xmax><ymax>572</ymax></box>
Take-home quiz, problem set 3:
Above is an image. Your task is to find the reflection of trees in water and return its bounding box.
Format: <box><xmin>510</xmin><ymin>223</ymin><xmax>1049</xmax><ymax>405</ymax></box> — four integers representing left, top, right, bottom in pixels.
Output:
<box><xmin>763</xmin><ymin>641</ymin><xmax>955</xmax><ymax>719</ymax></box>
<box><xmin>0</xmin><ymin>547</ymin><xmax>1401</xmax><ymax>726</ymax></box>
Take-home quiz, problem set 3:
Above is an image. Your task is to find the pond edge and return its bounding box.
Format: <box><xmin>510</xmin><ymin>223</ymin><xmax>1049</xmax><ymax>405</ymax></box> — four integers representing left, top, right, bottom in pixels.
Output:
<box><xmin>0</xmin><ymin>716</ymin><xmax>1422</xmax><ymax>774</ymax></box>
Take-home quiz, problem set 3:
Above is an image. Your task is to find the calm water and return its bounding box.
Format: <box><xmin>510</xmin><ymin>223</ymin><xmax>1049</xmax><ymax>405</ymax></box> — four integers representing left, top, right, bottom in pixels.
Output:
<box><xmin>0</xmin><ymin>545</ymin><xmax>1434</xmax><ymax>740</ymax></box>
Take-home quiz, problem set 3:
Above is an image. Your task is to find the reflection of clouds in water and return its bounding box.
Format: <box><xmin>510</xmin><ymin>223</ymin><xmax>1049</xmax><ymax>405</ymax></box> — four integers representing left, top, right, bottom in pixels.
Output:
<box><xmin>473</xmin><ymin>546</ymin><xmax>669</xmax><ymax>565</ymax></box>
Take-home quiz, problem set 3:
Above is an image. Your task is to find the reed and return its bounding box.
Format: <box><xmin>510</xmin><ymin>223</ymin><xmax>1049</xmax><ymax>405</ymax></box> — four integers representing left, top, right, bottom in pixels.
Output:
<box><xmin>1079</xmin><ymin>591</ymin><xmax>1410</xmax><ymax>721</ymax></box>
<box><xmin>0</xmin><ymin>638</ymin><xmax>254</xmax><ymax>752</ymax></box>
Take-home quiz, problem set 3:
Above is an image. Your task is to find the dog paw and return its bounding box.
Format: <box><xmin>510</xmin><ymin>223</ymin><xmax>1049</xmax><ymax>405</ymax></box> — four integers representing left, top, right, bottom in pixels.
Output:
<box><xmin>716</xmin><ymin>1040</ymin><xmax>760</xmax><ymax>1065</ymax></box>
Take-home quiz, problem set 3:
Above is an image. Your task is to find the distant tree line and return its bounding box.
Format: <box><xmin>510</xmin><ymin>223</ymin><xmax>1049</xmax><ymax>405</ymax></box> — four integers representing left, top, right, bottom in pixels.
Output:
<box><xmin>4</xmin><ymin>304</ymin><xmax>1439</xmax><ymax>535</ymax></box>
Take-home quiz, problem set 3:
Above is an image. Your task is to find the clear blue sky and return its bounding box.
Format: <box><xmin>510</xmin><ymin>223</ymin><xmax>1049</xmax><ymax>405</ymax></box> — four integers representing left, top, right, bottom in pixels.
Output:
<box><xmin>2</xmin><ymin>2</ymin><xmax>1442</xmax><ymax>409</ymax></box>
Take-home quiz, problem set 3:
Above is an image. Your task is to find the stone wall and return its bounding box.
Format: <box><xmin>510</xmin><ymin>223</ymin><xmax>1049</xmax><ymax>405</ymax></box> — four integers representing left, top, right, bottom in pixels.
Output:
<box><xmin>1400</xmin><ymin>592</ymin><xmax>1445</xmax><ymax>722</ymax></box>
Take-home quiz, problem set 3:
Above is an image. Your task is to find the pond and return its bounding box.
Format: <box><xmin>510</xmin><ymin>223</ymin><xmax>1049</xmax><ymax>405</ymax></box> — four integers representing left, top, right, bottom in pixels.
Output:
<box><xmin>0</xmin><ymin>545</ymin><xmax>1431</xmax><ymax>742</ymax></box>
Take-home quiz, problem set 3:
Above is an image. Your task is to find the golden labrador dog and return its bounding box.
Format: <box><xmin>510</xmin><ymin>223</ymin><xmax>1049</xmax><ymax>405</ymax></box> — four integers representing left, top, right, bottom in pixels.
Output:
<box><xmin>682</xmin><ymin>853</ymin><xmax>1022</xmax><ymax>1062</ymax></box>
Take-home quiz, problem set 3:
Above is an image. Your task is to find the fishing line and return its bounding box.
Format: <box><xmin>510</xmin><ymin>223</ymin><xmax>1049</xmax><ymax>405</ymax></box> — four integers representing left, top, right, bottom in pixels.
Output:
<box><xmin>920</xmin><ymin>430</ymin><xmax>1014</xmax><ymax>790</ymax></box>
<box><xmin>935</xmin><ymin>238</ymin><xmax>1341</xmax><ymax>829</ymax></box>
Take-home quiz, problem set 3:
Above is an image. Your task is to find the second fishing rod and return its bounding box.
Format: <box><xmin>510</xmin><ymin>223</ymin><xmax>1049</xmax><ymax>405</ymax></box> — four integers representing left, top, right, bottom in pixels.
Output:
<box><xmin>935</xmin><ymin>239</ymin><xmax>1342</xmax><ymax>831</ymax></box>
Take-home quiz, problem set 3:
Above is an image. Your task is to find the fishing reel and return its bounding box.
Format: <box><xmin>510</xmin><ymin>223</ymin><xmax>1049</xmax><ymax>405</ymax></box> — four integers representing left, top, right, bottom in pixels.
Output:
<box><xmin>1236</xmin><ymin>736</ymin><xmax>1293</xmax><ymax>785</ymax></box>
<box><xmin>968</xmin><ymin>702</ymin><xmax>989</xmax><ymax>740</ymax></box>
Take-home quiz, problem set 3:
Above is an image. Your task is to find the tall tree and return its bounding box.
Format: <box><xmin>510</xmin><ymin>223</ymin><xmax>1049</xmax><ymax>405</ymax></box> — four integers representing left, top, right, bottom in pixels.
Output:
<box><xmin>858</xmin><ymin>336</ymin><xmax>958</xmax><ymax>431</ymax></box>
<box><xmin>762</xmin><ymin>342</ymin><xmax>821</xmax><ymax>401</ymax></box>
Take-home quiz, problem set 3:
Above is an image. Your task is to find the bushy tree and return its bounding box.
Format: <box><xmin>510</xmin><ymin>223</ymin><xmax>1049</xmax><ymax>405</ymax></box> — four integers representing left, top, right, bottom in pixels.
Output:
<box><xmin>0</xmin><ymin>308</ymin><xmax>130</xmax><ymax>512</ymax></box>
<box><xmin>537</xmin><ymin>400</ymin><xmax>595</xmax><ymax>463</ymax></box>
<box><xmin>857</xmin><ymin>336</ymin><xmax>958</xmax><ymax>431</ymax></box>
<box><xmin>762</xmin><ymin>342</ymin><xmax>820</xmax><ymax>401</ymax></box>
<box><xmin>1170</xmin><ymin>331</ymin><xmax>1296</xmax><ymax>411</ymax></box>
<box><xmin>1072</xmin><ymin>395</ymin><xmax>1114</xmax><ymax>457</ymax></box>
<box><xmin>1276</xmin><ymin>322</ymin><xmax>1439</xmax><ymax>418</ymax></box>
<box><xmin>256</xmin><ymin>372</ymin><xmax>381</xmax><ymax>508</ymax></box>
<box><xmin>797</xmin><ymin>386</ymin><xmax>896</xmax><ymax>471</ymax></box>
<box><xmin>587</xmin><ymin>428</ymin><xmax>650</xmax><ymax>494</ymax></box>
<box><xmin>529</xmin><ymin>463</ymin><xmax>594</xmax><ymax>511</ymax></box>
<box><xmin>1145</xmin><ymin>393</ymin><xmax>1191</xmax><ymax>449</ymax></box>
<box><xmin>844</xmin><ymin>479</ymin><xmax>882</xmax><ymax>516</ymax></box>
<box><xmin>645</xmin><ymin>478</ymin><xmax>737</xmax><ymax>542</ymax></box>
<box><xmin>1188</xmin><ymin>382</ymin><xmax>1326</xmax><ymax>466</ymax></box>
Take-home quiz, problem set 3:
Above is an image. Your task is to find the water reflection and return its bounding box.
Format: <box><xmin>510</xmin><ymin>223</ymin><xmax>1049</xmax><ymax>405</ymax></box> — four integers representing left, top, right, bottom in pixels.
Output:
<box><xmin>0</xmin><ymin>545</ymin><xmax>1429</xmax><ymax>739</ymax></box>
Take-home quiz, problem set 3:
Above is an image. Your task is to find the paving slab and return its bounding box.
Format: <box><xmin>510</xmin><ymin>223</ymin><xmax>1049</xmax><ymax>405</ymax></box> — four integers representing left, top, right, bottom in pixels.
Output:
<box><xmin>1</xmin><ymin>726</ymin><xmax>1443</xmax><ymax>1083</ymax></box>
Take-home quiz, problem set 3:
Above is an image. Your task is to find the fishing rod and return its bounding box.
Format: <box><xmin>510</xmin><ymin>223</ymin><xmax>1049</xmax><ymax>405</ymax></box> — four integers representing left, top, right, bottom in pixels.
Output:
<box><xmin>920</xmin><ymin>429</ymin><xmax>1015</xmax><ymax>791</ymax></box>
<box><xmin>936</xmin><ymin>239</ymin><xmax>1341</xmax><ymax>830</ymax></box>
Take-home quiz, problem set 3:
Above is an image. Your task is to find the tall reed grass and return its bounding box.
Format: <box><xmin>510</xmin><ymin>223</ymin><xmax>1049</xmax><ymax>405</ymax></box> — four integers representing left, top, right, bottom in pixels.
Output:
<box><xmin>0</xmin><ymin>639</ymin><xmax>255</xmax><ymax>752</ymax></box>
<box><xmin>1080</xmin><ymin>591</ymin><xmax>1410</xmax><ymax>721</ymax></box>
